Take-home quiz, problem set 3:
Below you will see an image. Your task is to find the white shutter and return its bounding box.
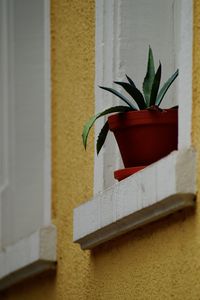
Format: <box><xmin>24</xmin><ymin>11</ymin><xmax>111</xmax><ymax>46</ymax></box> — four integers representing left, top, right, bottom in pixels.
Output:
<box><xmin>0</xmin><ymin>0</ymin><xmax>56</xmax><ymax>290</ymax></box>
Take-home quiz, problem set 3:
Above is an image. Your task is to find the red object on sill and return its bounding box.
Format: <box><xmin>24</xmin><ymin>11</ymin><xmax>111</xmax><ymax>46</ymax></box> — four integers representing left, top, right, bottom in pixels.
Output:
<box><xmin>108</xmin><ymin>109</ymin><xmax>178</xmax><ymax>169</ymax></box>
<box><xmin>114</xmin><ymin>166</ymin><xmax>146</xmax><ymax>181</ymax></box>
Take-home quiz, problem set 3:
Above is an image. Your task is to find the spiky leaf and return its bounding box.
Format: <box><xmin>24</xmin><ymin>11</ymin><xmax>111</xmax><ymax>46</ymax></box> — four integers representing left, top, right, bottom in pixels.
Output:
<box><xmin>114</xmin><ymin>81</ymin><xmax>147</xmax><ymax>110</ymax></box>
<box><xmin>99</xmin><ymin>86</ymin><xmax>137</xmax><ymax>110</ymax></box>
<box><xmin>143</xmin><ymin>46</ymin><xmax>155</xmax><ymax>106</ymax></box>
<box><xmin>156</xmin><ymin>69</ymin><xmax>179</xmax><ymax>107</ymax></box>
<box><xmin>126</xmin><ymin>74</ymin><xmax>135</xmax><ymax>86</ymax></box>
<box><xmin>96</xmin><ymin>121</ymin><xmax>109</xmax><ymax>155</ymax></box>
<box><xmin>82</xmin><ymin>105</ymin><xmax>132</xmax><ymax>150</ymax></box>
<box><xmin>149</xmin><ymin>63</ymin><xmax>162</xmax><ymax>106</ymax></box>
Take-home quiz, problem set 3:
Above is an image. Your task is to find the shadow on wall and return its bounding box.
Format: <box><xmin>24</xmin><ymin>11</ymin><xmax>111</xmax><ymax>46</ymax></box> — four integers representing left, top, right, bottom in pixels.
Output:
<box><xmin>88</xmin><ymin>205</ymin><xmax>197</xmax><ymax>298</ymax></box>
<box><xmin>90</xmin><ymin>206</ymin><xmax>196</xmax><ymax>256</ymax></box>
<box><xmin>0</xmin><ymin>270</ymin><xmax>57</xmax><ymax>300</ymax></box>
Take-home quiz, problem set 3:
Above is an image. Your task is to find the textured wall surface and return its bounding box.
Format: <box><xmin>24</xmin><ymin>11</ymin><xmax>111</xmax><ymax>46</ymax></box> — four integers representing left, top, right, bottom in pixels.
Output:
<box><xmin>2</xmin><ymin>1</ymin><xmax>200</xmax><ymax>300</ymax></box>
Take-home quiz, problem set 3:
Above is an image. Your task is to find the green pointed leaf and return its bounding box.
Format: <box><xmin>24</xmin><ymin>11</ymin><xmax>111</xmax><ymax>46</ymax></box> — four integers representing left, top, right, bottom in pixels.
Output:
<box><xmin>96</xmin><ymin>121</ymin><xmax>109</xmax><ymax>155</ymax></box>
<box><xmin>99</xmin><ymin>86</ymin><xmax>138</xmax><ymax>110</ymax></box>
<box><xmin>126</xmin><ymin>74</ymin><xmax>135</xmax><ymax>86</ymax></box>
<box><xmin>156</xmin><ymin>69</ymin><xmax>179</xmax><ymax>107</ymax></box>
<box><xmin>149</xmin><ymin>63</ymin><xmax>162</xmax><ymax>106</ymax></box>
<box><xmin>114</xmin><ymin>81</ymin><xmax>147</xmax><ymax>110</ymax></box>
<box><xmin>143</xmin><ymin>46</ymin><xmax>155</xmax><ymax>106</ymax></box>
<box><xmin>82</xmin><ymin>105</ymin><xmax>132</xmax><ymax>150</ymax></box>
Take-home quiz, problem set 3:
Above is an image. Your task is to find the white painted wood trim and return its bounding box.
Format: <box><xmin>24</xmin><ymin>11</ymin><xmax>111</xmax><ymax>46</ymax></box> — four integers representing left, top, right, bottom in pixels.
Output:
<box><xmin>0</xmin><ymin>0</ymin><xmax>9</xmax><ymax>250</ymax></box>
<box><xmin>94</xmin><ymin>0</ymin><xmax>122</xmax><ymax>193</ymax></box>
<box><xmin>74</xmin><ymin>149</ymin><xmax>196</xmax><ymax>249</ymax></box>
<box><xmin>94</xmin><ymin>0</ymin><xmax>193</xmax><ymax>192</ymax></box>
<box><xmin>0</xmin><ymin>225</ymin><xmax>56</xmax><ymax>291</ymax></box>
<box><xmin>177</xmin><ymin>0</ymin><xmax>193</xmax><ymax>149</ymax></box>
<box><xmin>0</xmin><ymin>0</ymin><xmax>9</xmax><ymax>192</ymax></box>
<box><xmin>0</xmin><ymin>0</ymin><xmax>56</xmax><ymax>289</ymax></box>
<box><xmin>43</xmin><ymin>0</ymin><xmax>52</xmax><ymax>226</ymax></box>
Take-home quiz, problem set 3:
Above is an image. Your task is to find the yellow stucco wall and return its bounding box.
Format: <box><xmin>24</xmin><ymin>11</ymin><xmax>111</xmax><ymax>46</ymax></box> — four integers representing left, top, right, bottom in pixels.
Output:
<box><xmin>2</xmin><ymin>0</ymin><xmax>200</xmax><ymax>300</ymax></box>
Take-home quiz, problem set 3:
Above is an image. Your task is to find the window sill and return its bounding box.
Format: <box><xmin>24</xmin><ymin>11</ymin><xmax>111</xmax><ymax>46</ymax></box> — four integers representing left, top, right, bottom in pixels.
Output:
<box><xmin>0</xmin><ymin>225</ymin><xmax>56</xmax><ymax>290</ymax></box>
<box><xmin>73</xmin><ymin>148</ymin><xmax>196</xmax><ymax>250</ymax></box>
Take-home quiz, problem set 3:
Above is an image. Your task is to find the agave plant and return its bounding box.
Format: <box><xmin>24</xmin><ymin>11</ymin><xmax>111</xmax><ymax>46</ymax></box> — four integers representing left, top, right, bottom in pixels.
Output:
<box><xmin>82</xmin><ymin>47</ymin><xmax>179</xmax><ymax>155</ymax></box>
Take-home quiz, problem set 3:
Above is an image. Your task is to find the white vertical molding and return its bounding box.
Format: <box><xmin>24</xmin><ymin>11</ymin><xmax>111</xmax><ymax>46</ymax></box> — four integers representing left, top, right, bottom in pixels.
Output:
<box><xmin>2</xmin><ymin>0</ymin><xmax>16</xmax><ymax>247</ymax></box>
<box><xmin>43</xmin><ymin>0</ymin><xmax>51</xmax><ymax>226</ymax></box>
<box><xmin>0</xmin><ymin>0</ymin><xmax>10</xmax><ymax>249</ymax></box>
<box><xmin>0</xmin><ymin>0</ymin><xmax>9</xmax><ymax>189</ymax></box>
<box><xmin>0</xmin><ymin>0</ymin><xmax>15</xmax><ymax>249</ymax></box>
<box><xmin>94</xmin><ymin>0</ymin><xmax>104</xmax><ymax>194</ymax></box>
<box><xmin>94</xmin><ymin>0</ymin><xmax>122</xmax><ymax>194</ymax></box>
<box><xmin>177</xmin><ymin>0</ymin><xmax>193</xmax><ymax>149</ymax></box>
<box><xmin>7</xmin><ymin>0</ymin><xmax>15</xmax><ymax>184</ymax></box>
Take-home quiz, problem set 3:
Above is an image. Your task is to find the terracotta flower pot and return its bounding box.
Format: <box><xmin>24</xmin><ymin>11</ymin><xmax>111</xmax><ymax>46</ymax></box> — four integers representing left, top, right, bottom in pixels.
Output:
<box><xmin>108</xmin><ymin>108</ymin><xmax>178</xmax><ymax>180</ymax></box>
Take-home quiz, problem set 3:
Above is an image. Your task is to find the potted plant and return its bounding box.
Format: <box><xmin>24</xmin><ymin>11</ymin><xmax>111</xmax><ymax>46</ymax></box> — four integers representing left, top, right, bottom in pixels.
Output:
<box><xmin>82</xmin><ymin>47</ymin><xmax>179</xmax><ymax>181</ymax></box>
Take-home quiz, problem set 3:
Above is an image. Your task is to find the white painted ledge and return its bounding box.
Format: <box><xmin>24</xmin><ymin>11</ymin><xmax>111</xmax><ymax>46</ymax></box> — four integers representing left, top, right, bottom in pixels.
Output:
<box><xmin>73</xmin><ymin>149</ymin><xmax>196</xmax><ymax>250</ymax></box>
<box><xmin>0</xmin><ymin>225</ymin><xmax>56</xmax><ymax>291</ymax></box>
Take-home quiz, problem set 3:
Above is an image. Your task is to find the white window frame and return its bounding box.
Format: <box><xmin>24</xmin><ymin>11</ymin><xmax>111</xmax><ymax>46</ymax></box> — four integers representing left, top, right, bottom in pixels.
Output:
<box><xmin>94</xmin><ymin>0</ymin><xmax>193</xmax><ymax>193</ymax></box>
<box><xmin>73</xmin><ymin>0</ymin><xmax>196</xmax><ymax>250</ymax></box>
<box><xmin>0</xmin><ymin>0</ymin><xmax>56</xmax><ymax>290</ymax></box>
